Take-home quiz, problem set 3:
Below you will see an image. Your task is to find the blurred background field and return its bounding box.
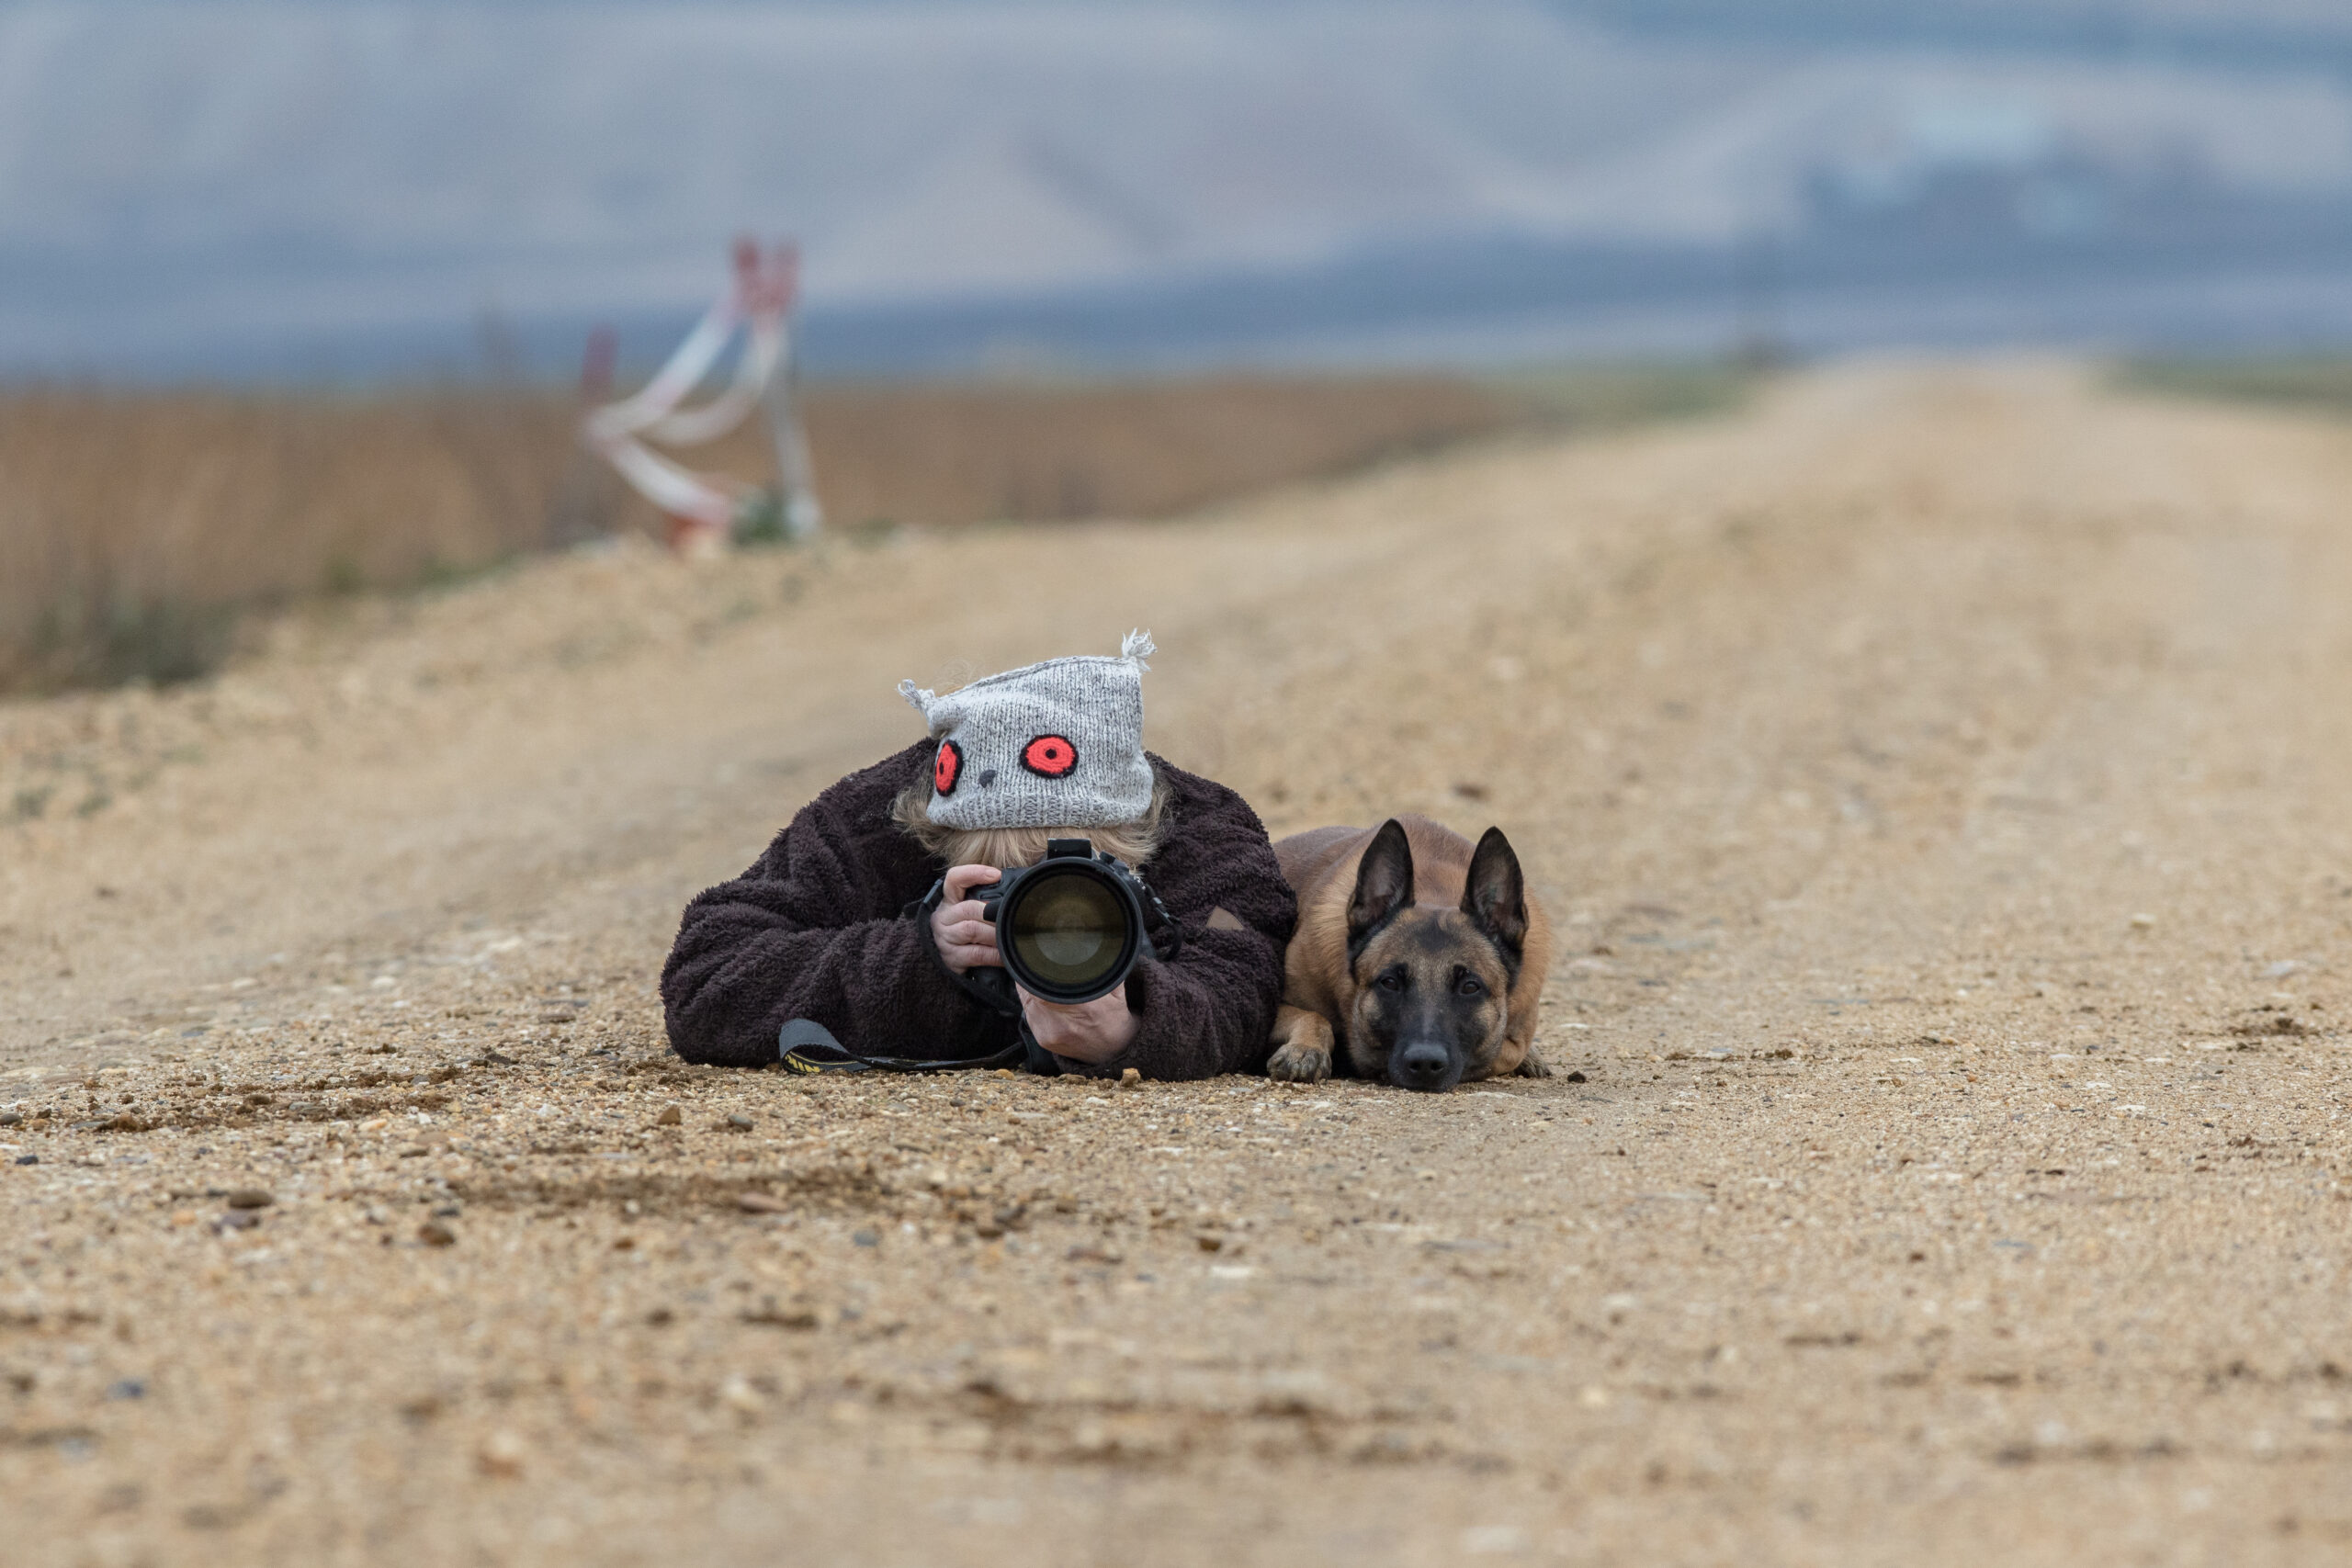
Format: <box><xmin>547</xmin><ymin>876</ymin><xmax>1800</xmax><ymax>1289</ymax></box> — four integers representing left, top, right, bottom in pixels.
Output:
<box><xmin>2115</xmin><ymin>354</ymin><xmax>2352</xmax><ymax>412</ymax></box>
<box><xmin>0</xmin><ymin>365</ymin><xmax>1745</xmax><ymax>694</ymax></box>
<box><xmin>12</xmin><ymin>0</ymin><xmax>2352</xmax><ymax>696</ymax></box>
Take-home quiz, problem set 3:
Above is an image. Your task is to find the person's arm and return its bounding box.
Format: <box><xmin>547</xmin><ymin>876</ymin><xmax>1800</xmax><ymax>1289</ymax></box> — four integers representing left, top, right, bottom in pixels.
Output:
<box><xmin>661</xmin><ymin>778</ymin><xmax>993</xmax><ymax>1066</ymax></box>
<box><xmin>1042</xmin><ymin>770</ymin><xmax>1296</xmax><ymax>1081</ymax></box>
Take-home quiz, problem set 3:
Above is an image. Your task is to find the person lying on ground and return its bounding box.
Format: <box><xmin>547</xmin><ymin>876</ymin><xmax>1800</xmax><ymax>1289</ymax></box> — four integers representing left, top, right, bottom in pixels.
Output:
<box><xmin>661</xmin><ymin>633</ymin><xmax>1295</xmax><ymax>1078</ymax></box>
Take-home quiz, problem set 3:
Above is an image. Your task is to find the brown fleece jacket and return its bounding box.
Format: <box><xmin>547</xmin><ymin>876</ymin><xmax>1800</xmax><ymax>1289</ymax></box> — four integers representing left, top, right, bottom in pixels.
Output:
<box><xmin>660</xmin><ymin>742</ymin><xmax>1295</xmax><ymax>1079</ymax></box>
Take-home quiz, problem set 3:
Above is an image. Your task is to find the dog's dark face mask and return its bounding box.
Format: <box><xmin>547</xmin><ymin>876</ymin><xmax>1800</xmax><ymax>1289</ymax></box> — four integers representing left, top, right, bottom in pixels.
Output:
<box><xmin>1340</xmin><ymin>820</ymin><xmax>1529</xmax><ymax>1093</ymax></box>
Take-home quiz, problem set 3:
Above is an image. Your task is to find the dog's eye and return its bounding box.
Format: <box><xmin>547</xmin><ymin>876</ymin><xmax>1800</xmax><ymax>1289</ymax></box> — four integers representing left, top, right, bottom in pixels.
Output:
<box><xmin>1375</xmin><ymin>971</ymin><xmax>1406</xmax><ymax>993</ymax></box>
<box><xmin>1455</xmin><ymin>974</ymin><xmax>1485</xmax><ymax>997</ymax></box>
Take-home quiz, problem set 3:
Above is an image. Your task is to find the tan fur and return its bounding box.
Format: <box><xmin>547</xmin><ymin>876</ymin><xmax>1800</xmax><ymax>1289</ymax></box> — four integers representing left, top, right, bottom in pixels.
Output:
<box><xmin>1268</xmin><ymin>815</ymin><xmax>1553</xmax><ymax>1086</ymax></box>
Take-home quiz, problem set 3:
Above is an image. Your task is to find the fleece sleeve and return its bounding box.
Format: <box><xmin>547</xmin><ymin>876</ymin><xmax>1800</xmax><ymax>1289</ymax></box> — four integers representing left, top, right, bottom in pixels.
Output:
<box><xmin>660</xmin><ymin>766</ymin><xmax>996</xmax><ymax>1067</ymax></box>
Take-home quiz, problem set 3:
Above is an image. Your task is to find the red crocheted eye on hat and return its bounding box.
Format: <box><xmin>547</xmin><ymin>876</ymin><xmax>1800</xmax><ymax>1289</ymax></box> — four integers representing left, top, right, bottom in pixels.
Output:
<box><xmin>933</xmin><ymin>739</ymin><xmax>963</xmax><ymax>795</ymax></box>
<box><xmin>1021</xmin><ymin>735</ymin><xmax>1078</xmax><ymax>778</ymax></box>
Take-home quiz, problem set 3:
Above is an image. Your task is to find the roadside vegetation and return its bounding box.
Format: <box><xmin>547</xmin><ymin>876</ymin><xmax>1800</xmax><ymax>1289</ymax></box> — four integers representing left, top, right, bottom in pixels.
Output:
<box><xmin>2113</xmin><ymin>355</ymin><xmax>2352</xmax><ymax>413</ymax></box>
<box><xmin>0</xmin><ymin>364</ymin><xmax>1752</xmax><ymax>695</ymax></box>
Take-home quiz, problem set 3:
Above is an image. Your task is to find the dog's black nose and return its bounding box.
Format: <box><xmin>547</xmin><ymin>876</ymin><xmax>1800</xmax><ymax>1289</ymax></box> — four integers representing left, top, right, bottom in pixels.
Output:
<box><xmin>1395</xmin><ymin>1043</ymin><xmax>1451</xmax><ymax>1091</ymax></box>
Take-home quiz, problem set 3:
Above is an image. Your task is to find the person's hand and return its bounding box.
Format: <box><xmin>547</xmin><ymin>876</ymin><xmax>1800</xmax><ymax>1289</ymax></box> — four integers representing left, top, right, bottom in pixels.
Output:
<box><xmin>930</xmin><ymin>863</ymin><xmax>1002</xmax><ymax>975</ymax></box>
<box><xmin>1017</xmin><ymin>985</ymin><xmax>1141</xmax><ymax>1065</ymax></box>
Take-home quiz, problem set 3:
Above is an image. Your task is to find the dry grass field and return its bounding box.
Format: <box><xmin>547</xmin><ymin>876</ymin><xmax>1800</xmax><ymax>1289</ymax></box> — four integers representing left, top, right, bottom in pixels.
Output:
<box><xmin>2120</xmin><ymin>356</ymin><xmax>2352</xmax><ymax>413</ymax></box>
<box><xmin>4</xmin><ymin>360</ymin><xmax>2347</xmax><ymax>1566</ymax></box>
<box><xmin>0</xmin><ymin>368</ymin><xmax>1742</xmax><ymax>694</ymax></box>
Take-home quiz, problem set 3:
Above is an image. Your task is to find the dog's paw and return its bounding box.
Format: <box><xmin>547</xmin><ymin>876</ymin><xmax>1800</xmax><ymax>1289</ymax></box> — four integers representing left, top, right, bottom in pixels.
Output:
<box><xmin>1266</xmin><ymin>1042</ymin><xmax>1333</xmax><ymax>1083</ymax></box>
<box><xmin>1512</xmin><ymin>1047</ymin><xmax>1555</xmax><ymax>1078</ymax></box>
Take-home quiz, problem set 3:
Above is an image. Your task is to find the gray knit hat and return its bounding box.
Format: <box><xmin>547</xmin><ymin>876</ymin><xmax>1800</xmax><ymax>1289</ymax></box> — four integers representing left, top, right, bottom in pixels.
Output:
<box><xmin>899</xmin><ymin>631</ymin><xmax>1156</xmax><ymax>830</ymax></box>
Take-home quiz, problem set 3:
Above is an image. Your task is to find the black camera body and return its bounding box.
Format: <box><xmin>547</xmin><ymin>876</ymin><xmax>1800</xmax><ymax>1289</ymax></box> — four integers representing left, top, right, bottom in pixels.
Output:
<box><xmin>975</xmin><ymin>838</ymin><xmax>1179</xmax><ymax>1005</ymax></box>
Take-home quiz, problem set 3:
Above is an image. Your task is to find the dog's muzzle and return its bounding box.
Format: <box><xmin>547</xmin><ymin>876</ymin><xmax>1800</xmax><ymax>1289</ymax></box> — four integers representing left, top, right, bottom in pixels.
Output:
<box><xmin>1390</xmin><ymin>1042</ymin><xmax>1461</xmax><ymax>1093</ymax></box>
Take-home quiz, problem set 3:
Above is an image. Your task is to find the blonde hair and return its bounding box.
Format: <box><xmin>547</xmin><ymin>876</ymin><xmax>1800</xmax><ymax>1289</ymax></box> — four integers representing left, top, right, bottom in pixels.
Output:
<box><xmin>892</xmin><ymin>766</ymin><xmax>1171</xmax><ymax>869</ymax></box>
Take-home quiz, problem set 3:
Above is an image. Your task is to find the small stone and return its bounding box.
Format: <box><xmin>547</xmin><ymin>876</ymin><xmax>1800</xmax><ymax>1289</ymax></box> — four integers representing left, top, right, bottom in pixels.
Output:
<box><xmin>719</xmin><ymin>1375</ymin><xmax>763</xmax><ymax>1416</ymax></box>
<box><xmin>736</xmin><ymin>1191</ymin><xmax>788</xmax><ymax>1214</ymax></box>
<box><xmin>654</xmin><ymin>1106</ymin><xmax>682</xmax><ymax>1127</ymax></box>
<box><xmin>851</xmin><ymin>1229</ymin><xmax>879</xmax><ymax>1247</ymax></box>
<box><xmin>2130</xmin><ymin>913</ymin><xmax>2156</xmax><ymax>930</ymax></box>
<box><xmin>741</xmin><ymin>1298</ymin><xmax>820</xmax><ymax>1330</ymax></box>
<box><xmin>725</xmin><ymin>1112</ymin><xmax>754</xmax><ymax>1130</ymax></box>
<box><xmin>477</xmin><ymin>1430</ymin><xmax>526</xmax><ymax>1478</ymax></box>
<box><xmin>1195</xmin><ymin>1233</ymin><xmax>1224</xmax><ymax>1252</ymax></box>
<box><xmin>1564</xmin><ymin>1071</ymin><xmax>1589</xmax><ymax>1083</ymax></box>
<box><xmin>417</xmin><ymin>1220</ymin><xmax>457</xmax><ymax>1247</ymax></box>
<box><xmin>0</xmin><ymin>1111</ymin><xmax>21</xmax><ymax>1127</ymax></box>
<box><xmin>224</xmin><ymin>1189</ymin><xmax>273</xmax><ymax>1210</ymax></box>
<box><xmin>13</xmin><ymin>1155</ymin><xmax>35</xmax><ymax>1167</ymax></box>
<box><xmin>1119</xmin><ymin>1068</ymin><xmax>1142</xmax><ymax>1089</ymax></box>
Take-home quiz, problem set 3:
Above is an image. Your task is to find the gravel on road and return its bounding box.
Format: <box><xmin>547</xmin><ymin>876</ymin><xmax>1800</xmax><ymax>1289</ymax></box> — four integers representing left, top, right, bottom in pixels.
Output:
<box><xmin>2</xmin><ymin>362</ymin><xmax>2348</xmax><ymax>1566</ymax></box>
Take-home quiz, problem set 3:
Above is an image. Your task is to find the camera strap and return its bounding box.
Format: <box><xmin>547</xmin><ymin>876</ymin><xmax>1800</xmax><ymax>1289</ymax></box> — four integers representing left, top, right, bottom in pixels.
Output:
<box><xmin>779</xmin><ymin>1039</ymin><xmax>1030</xmax><ymax>1075</ymax></box>
<box><xmin>776</xmin><ymin>1018</ymin><xmax>1056</xmax><ymax>1077</ymax></box>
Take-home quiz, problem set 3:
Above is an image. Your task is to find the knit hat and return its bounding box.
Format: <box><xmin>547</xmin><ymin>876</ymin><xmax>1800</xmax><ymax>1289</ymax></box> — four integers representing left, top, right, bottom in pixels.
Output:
<box><xmin>898</xmin><ymin>631</ymin><xmax>1156</xmax><ymax>830</ymax></box>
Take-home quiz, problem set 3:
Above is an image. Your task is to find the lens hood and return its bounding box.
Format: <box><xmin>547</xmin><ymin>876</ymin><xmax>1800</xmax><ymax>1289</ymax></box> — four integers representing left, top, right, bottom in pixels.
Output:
<box><xmin>978</xmin><ymin>840</ymin><xmax>1151</xmax><ymax>1005</ymax></box>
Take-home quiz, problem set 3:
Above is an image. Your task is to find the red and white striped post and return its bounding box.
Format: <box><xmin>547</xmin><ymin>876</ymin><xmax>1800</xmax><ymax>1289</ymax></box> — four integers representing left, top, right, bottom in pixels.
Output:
<box><xmin>579</xmin><ymin>239</ymin><xmax>822</xmax><ymax>553</ymax></box>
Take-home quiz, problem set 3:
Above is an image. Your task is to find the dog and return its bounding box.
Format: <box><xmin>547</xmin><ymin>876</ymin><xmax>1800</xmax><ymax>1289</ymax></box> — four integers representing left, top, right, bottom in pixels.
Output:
<box><xmin>1265</xmin><ymin>815</ymin><xmax>1552</xmax><ymax>1092</ymax></box>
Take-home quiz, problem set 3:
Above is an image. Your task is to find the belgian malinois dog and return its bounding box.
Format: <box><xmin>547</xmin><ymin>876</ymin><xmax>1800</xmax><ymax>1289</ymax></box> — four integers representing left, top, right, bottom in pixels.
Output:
<box><xmin>1266</xmin><ymin>816</ymin><xmax>1552</xmax><ymax>1092</ymax></box>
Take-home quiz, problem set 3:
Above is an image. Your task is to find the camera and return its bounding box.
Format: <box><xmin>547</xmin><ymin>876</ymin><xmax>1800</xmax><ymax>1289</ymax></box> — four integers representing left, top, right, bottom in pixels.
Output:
<box><xmin>974</xmin><ymin>839</ymin><xmax>1180</xmax><ymax>1004</ymax></box>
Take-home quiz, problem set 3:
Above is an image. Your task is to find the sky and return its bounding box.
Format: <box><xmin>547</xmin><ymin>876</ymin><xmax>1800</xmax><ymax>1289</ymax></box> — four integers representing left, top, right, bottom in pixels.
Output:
<box><xmin>6</xmin><ymin>0</ymin><xmax>2352</xmax><ymax>378</ymax></box>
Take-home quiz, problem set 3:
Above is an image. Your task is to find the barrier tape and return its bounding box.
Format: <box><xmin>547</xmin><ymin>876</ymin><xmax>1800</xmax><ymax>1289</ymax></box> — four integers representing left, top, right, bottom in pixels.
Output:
<box><xmin>581</xmin><ymin>239</ymin><xmax>821</xmax><ymax>546</ymax></box>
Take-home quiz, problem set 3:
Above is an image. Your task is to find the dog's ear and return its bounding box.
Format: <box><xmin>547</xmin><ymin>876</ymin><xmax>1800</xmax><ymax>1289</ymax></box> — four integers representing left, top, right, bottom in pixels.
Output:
<box><xmin>1348</xmin><ymin>819</ymin><xmax>1416</xmax><ymax>948</ymax></box>
<box><xmin>1461</xmin><ymin>827</ymin><xmax>1528</xmax><ymax>958</ymax></box>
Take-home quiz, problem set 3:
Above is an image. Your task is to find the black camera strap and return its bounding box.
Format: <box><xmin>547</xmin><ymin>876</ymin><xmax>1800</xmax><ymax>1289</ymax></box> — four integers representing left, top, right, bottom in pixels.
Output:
<box><xmin>779</xmin><ymin>1038</ymin><xmax>1032</xmax><ymax>1075</ymax></box>
<box><xmin>777</xmin><ymin>1017</ymin><xmax>1053</xmax><ymax>1077</ymax></box>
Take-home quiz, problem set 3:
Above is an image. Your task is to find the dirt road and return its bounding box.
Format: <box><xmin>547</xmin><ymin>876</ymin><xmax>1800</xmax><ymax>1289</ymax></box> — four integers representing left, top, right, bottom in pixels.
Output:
<box><xmin>4</xmin><ymin>362</ymin><xmax>2348</xmax><ymax>1565</ymax></box>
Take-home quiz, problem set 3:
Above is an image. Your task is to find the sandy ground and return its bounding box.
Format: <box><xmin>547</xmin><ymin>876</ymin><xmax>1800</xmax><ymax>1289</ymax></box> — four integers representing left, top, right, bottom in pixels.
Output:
<box><xmin>3</xmin><ymin>361</ymin><xmax>2348</xmax><ymax>1566</ymax></box>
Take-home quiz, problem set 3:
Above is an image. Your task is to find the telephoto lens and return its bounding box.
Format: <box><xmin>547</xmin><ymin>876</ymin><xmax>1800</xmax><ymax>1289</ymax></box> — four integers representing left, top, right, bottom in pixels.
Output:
<box><xmin>977</xmin><ymin>839</ymin><xmax>1163</xmax><ymax>1004</ymax></box>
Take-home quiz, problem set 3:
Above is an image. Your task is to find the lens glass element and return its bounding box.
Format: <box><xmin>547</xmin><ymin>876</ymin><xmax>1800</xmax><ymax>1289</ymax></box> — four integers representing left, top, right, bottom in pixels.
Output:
<box><xmin>1008</xmin><ymin>867</ymin><xmax>1129</xmax><ymax>993</ymax></box>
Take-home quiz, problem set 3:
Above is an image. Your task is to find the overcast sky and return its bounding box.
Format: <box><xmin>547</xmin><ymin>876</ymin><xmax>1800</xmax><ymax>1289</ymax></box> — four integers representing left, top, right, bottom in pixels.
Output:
<box><xmin>6</xmin><ymin>0</ymin><xmax>2350</xmax><ymax>374</ymax></box>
